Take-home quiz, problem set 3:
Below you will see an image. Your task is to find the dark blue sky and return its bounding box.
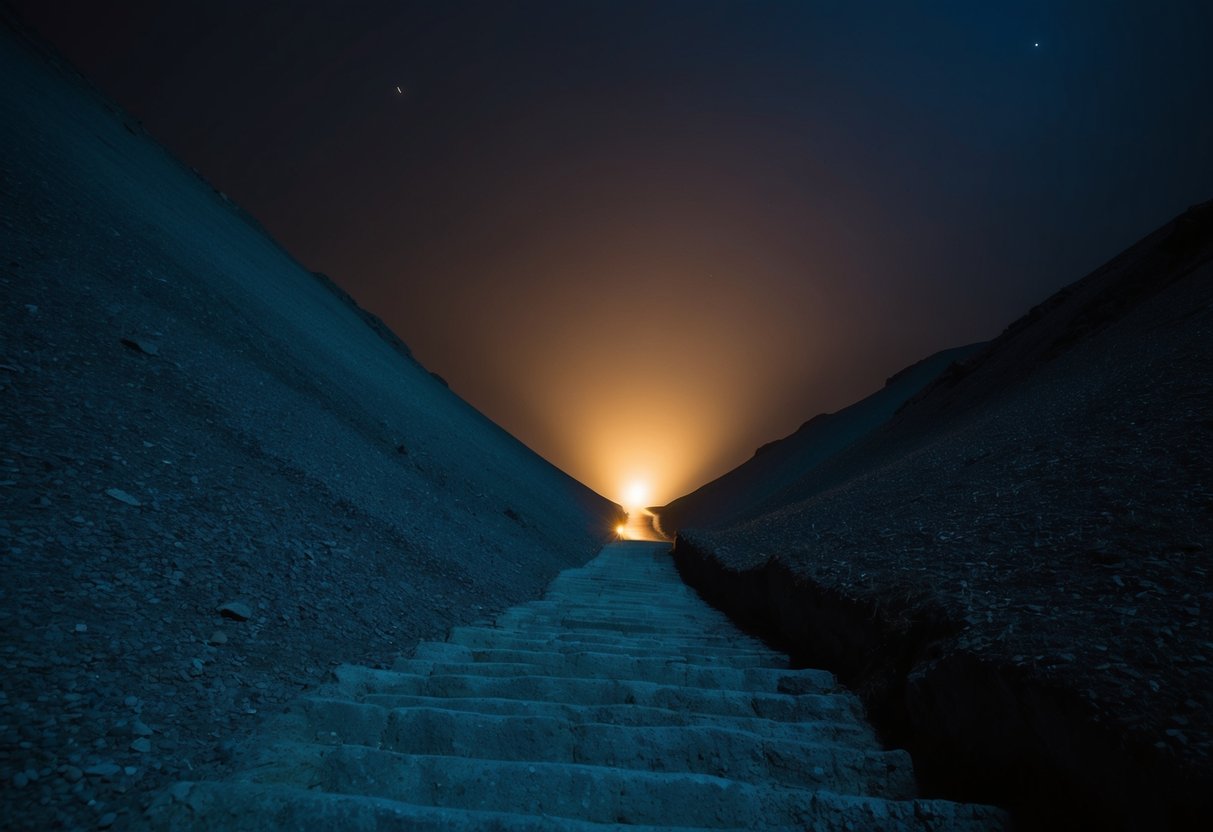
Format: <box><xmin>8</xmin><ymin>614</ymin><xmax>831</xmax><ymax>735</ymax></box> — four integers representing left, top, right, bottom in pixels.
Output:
<box><xmin>16</xmin><ymin>0</ymin><xmax>1213</xmax><ymax>501</ymax></box>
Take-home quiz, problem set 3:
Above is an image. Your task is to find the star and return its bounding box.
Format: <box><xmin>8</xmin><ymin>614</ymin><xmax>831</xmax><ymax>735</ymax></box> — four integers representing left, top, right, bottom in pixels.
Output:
<box><xmin>395</xmin><ymin>85</ymin><xmax>403</xmax><ymax>95</ymax></box>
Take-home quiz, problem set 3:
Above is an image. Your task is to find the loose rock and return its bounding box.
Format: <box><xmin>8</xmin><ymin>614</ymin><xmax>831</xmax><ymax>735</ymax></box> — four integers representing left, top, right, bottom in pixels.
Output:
<box><xmin>84</xmin><ymin>763</ymin><xmax>120</xmax><ymax>779</ymax></box>
<box><xmin>104</xmin><ymin>488</ymin><xmax>141</xmax><ymax>507</ymax></box>
<box><xmin>131</xmin><ymin>721</ymin><xmax>153</xmax><ymax>737</ymax></box>
<box><xmin>120</xmin><ymin>337</ymin><xmax>159</xmax><ymax>356</ymax></box>
<box><xmin>217</xmin><ymin>601</ymin><xmax>252</xmax><ymax>621</ymax></box>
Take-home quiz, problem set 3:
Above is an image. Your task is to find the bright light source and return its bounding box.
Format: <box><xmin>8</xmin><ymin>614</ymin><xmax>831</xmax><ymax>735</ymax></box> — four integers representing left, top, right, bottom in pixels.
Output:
<box><xmin>622</xmin><ymin>480</ymin><xmax>649</xmax><ymax>509</ymax></box>
<box><xmin>615</xmin><ymin>524</ymin><xmax>626</xmax><ymax>537</ymax></box>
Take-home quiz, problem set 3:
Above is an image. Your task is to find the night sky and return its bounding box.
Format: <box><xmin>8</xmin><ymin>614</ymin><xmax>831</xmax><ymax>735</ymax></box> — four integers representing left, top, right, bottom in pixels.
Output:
<box><xmin>16</xmin><ymin>0</ymin><xmax>1213</xmax><ymax>505</ymax></box>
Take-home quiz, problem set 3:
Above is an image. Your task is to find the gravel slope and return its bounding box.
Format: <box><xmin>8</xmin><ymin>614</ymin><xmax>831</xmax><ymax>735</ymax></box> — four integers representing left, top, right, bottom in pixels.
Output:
<box><xmin>0</xmin><ymin>15</ymin><xmax>618</xmax><ymax>831</ymax></box>
<box><xmin>654</xmin><ymin>343</ymin><xmax>984</xmax><ymax>533</ymax></box>
<box><xmin>672</xmin><ymin>200</ymin><xmax>1213</xmax><ymax>829</ymax></box>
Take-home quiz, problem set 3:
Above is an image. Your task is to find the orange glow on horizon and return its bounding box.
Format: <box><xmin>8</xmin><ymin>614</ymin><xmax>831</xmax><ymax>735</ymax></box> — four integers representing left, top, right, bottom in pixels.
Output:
<box><xmin>621</xmin><ymin>480</ymin><xmax>650</xmax><ymax>509</ymax></box>
<box><xmin>399</xmin><ymin>225</ymin><xmax>861</xmax><ymax>507</ymax></box>
<box><xmin>616</xmin><ymin>508</ymin><xmax>668</xmax><ymax>542</ymax></box>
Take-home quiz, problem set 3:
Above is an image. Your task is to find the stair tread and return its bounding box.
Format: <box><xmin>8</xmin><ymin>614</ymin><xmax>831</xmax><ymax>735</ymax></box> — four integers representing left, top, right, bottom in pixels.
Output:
<box><xmin>276</xmin><ymin>704</ymin><xmax>916</xmax><ymax>794</ymax></box>
<box><xmin>382</xmin><ymin>658</ymin><xmax>835</xmax><ymax>692</ymax></box>
<box><xmin>293</xmin><ymin>694</ymin><xmax>879</xmax><ymax>738</ymax></box>
<box><xmin>235</xmin><ymin>744</ymin><xmax>1007</xmax><ymax>828</ymax></box>
<box><xmin>146</xmin><ymin>781</ymin><xmax>784</xmax><ymax>832</ymax></box>
<box><xmin>412</xmin><ymin>642</ymin><xmax>790</xmax><ymax>668</ymax></box>
<box><xmin>150</xmin><ymin>780</ymin><xmax>1008</xmax><ymax>832</ymax></box>
<box><xmin>331</xmin><ymin>668</ymin><xmax>860</xmax><ymax>721</ymax></box>
<box><xmin>144</xmin><ymin>541</ymin><xmax>1010</xmax><ymax>830</ymax></box>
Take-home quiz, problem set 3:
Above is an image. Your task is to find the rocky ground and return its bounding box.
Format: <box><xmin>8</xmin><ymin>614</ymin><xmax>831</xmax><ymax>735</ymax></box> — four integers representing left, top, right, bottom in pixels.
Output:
<box><xmin>0</xmin><ymin>16</ymin><xmax>616</xmax><ymax>831</ymax></box>
<box><xmin>672</xmin><ymin>201</ymin><xmax>1213</xmax><ymax>829</ymax></box>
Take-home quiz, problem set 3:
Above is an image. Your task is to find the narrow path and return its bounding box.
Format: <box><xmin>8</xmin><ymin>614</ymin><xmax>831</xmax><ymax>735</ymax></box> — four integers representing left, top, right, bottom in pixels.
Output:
<box><xmin>146</xmin><ymin>543</ymin><xmax>1008</xmax><ymax>830</ymax></box>
<box><xmin>618</xmin><ymin>508</ymin><xmax>668</xmax><ymax>542</ymax></box>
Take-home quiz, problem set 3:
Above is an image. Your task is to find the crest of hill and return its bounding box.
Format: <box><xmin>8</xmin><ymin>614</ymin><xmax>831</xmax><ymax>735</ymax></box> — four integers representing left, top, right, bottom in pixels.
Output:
<box><xmin>730</xmin><ymin>197</ymin><xmax>1213</xmax><ymax>519</ymax></box>
<box><xmin>673</xmin><ymin>199</ymin><xmax>1213</xmax><ymax>829</ymax></box>
<box><xmin>0</xmin><ymin>13</ymin><xmax>618</xmax><ymax>829</ymax></box>
<box><xmin>654</xmin><ymin>342</ymin><xmax>984</xmax><ymax>533</ymax></box>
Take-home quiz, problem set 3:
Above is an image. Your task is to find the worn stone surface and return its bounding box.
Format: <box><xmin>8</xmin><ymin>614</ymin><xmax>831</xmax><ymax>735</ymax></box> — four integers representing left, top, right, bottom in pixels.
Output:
<box><xmin>145</xmin><ymin>542</ymin><xmax>1009</xmax><ymax>831</ymax></box>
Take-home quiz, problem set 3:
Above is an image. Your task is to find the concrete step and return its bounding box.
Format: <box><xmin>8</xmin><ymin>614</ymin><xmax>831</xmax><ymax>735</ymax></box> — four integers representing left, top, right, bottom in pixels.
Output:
<box><xmin>290</xmin><ymin>695</ymin><xmax>880</xmax><ymax>743</ymax></box>
<box><xmin>542</xmin><ymin>590</ymin><xmax>685</xmax><ymax>599</ymax></box>
<box><xmin>496</xmin><ymin>615</ymin><xmax>736</xmax><ymax>633</ymax></box>
<box><xmin>385</xmin><ymin>656</ymin><xmax>835</xmax><ymax>693</ymax></box>
<box><xmin>410</xmin><ymin>641</ymin><xmax>789</xmax><ymax>669</ymax></box>
<box><xmin>497</xmin><ymin>604</ymin><xmax>714</xmax><ymax>617</ymax></box>
<box><xmin>519</xmin><ymin>595</ymin><xmax>712</xmax><ymax>609</ymax></box>
<box><xmin>495</xmin><ymin>617</ymin><xmax>749</xmax><ymax>637</ymax></box>
<box><xmin>505</xmin><ymin>609</ymin><xmax>726</xmax><ymax>626</ymax></box>
<box><xmin>275</xmin><ymin>701</ymin><xmax>916</xmax><ymax>795</ymax></box>
<box><xmin>502</xmin><ymin>605</ymin><xmax>735</xmax><ymax>626</ymax></box>
<box><xmin>149</xmin><ymin>780</ymin><xmax>1009</xmax><ymax>832</ymax></box>
<box><xmin>534</xmin><ymin>596</ymin><xmax>696</xmax><ymax>606</ymax></box>
<box><xmin>145</xmin><ymin>781</ymin><xmax>771</xmax><ymax>832</ymax></box>
<box><xmin>440</xmin><ymin>630</ymin><xmax>782</xmax><ymax>663</ymax></box>
<box><xmin>500</xmin><ymin>602</ymin><xmax>721</xmax><ymax>617</ymax></box>
<box><xmin>330</xmin><ymin>667</ymin><xmax>860</xmax><ymax>722</ymax></box>
<box><xmin>543</xmin><ymin>585</ymin><xmax>693</xmax><ymax>599</ymax></box>
<box><xmin>144</xmin><ymin>541</ymin><xmax>1011</xmax><ymax>830</ymax></box>
<box><xmin>545</xmin><ymin>577</ymin><xmax>679</xmax><ymax>589</ymax></box>
<box><xmin>238</xmin><ymin>743</ymin><xmax>1004</xmax><ymax>829</ymax></box>
<box><xmin>446</xmin><ymin>626</ymin><xmax>776</xmax><ymax>655</ymax></box>
<box><xmin>548</xmin><ymin>570</ymin><xmax>688</xmax><ymax>584</ymax></box>
<box><xmin>554</xmin><ymin>562</ymin><xmax>674</xmax><ymax>573</ymax></box>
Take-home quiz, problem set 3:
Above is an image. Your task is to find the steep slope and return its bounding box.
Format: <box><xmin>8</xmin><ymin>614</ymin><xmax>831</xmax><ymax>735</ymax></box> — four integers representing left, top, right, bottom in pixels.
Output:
<box><xmin>0</xmin><ymin>14</ymin><xmax>618</xmax><ymax>831</ymax></box>
<box><xmin>672</xmin><ymin>200</ymin><xmax>1213</xmax><ymax>829</ymax></box>
<box><xmin>654</xmin><ymin>343</ymin><xmax>983</xmax><ymax>533</ymax></box>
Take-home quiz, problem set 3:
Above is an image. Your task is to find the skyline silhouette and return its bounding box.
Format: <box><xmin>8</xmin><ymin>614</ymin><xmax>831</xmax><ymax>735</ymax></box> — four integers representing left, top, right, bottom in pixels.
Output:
<box><xmin>14</xmin><ymin>0</ymin><xmax>1213</xmax><ymax>504</ymax></box>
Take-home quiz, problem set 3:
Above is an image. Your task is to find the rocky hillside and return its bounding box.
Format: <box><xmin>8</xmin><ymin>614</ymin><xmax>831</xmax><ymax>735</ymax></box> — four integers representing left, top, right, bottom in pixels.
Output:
<box><xmin>0</xmin><ymin>13</ymin><xmax>618</xmax><ymax>831</ymax></box>
<box><xmin>654</xmin><ymin>342</ymin><xmax>984</xmax><ymax>534</ymax></box>
<box><xmin>672</xmin><ymin>200</ymin><xmax>1213</xmax><ymax>830</ymax></box>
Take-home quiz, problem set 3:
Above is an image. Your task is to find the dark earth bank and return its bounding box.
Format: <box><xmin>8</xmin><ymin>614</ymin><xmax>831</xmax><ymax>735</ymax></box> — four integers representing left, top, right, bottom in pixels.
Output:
<box><xmin>0</xmin><ymin>14</ymin><xmax>619</xmax><ymax>831</ymax></box>
<box><xmin>656</xmin><ymin>342</ymin><xmax>985</xmax><ymax>534</ymax></box>
<box><xmin>669</xmin><ymin>201</ymin><xmax>1213</xmax><ymax>830</ymax></box>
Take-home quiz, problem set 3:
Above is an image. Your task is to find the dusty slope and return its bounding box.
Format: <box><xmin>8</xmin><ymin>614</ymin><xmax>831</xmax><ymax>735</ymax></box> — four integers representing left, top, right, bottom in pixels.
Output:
<box><xmin>654</xmin><ymin>343</ymin><xmax>984</xmax><ymax>533</ymax></box>
<box><xmin>673</xmin><ymin>200</ymin><xmax>1213</xmax><ymax>829</ymax></box>
<box><xmin>0</xmin><ymin>14</ymin><xmax>618</xmax><ymax>831</ymax></box>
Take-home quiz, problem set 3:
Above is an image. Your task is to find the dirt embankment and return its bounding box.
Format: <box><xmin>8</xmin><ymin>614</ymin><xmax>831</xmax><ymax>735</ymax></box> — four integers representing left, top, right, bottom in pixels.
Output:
<box><xmin>655</xmin><ymin>342</ymin><xmax>984</xmax><ymax>533</ymax></box>
<box><xmin>0</xmin><ymin>15</ymin><xmax>618</xmax><ymax>831</ymax></box>
<box><xmin>670</xmin><ymin>200</ymin><xmax>1213</xmax><ymax>830</ymax></box>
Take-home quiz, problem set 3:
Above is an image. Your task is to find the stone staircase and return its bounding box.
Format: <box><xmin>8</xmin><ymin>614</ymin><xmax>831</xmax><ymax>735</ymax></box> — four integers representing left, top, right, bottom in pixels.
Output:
<box><xmin>145</xmin><ymin>542</ymin><xmax>1009</xmax><ymax>830</ymax></box>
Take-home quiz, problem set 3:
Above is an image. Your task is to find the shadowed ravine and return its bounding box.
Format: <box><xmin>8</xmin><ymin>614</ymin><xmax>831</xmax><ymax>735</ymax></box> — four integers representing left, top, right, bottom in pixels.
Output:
<box><xmin>144</xmin><ymin>542</ymin><xmax>1008</xmax><ymax>830</ymax></box>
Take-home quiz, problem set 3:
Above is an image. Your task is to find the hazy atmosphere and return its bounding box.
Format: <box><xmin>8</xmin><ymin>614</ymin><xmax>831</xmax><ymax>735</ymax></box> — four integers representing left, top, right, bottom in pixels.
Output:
<box><xmin>5</xmin><ymin>3</ymin><xmax>1213</xmax><ymax>828</ymax></box>
<box><xmin>15</xmin><ymin>0</ymin><xmax>1213</xmax><ymax>504</ymax></box>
